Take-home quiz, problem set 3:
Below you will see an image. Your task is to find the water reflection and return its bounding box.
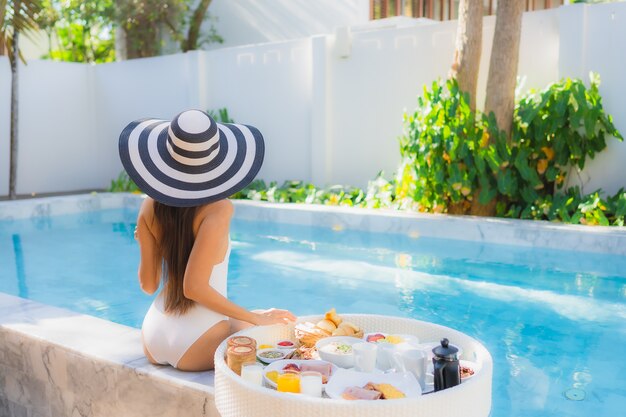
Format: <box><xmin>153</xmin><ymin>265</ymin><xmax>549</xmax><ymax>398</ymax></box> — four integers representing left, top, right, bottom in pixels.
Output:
<box><xmin>12</xmin><ymin>234</ymin><xmax>28</xmax><ymax>298</ymax></box>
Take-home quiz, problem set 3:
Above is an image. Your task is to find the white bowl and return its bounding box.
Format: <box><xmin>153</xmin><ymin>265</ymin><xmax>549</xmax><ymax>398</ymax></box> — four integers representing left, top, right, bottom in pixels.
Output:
<box><xmin>460</xmin><ymin>360</ymin><xmax>478</xmax><ymax>380</ymax></box>
<box><xmin>256</xmin><ymin>348</ymin><xmax>286</xmax><ymax>364</ymax></box>
<box><xmin>315</xmin><ymin>336</ymin><xmax>362</xmax><ymax>369</ymax></box>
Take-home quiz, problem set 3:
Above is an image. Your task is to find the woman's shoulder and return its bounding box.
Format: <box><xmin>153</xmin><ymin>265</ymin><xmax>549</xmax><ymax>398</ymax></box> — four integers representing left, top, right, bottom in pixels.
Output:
<box><xmin>138</xmin><ymin>197</ymin><xmax>157</xmax><ymax>233</ymax></box>
<box><xmin>198</xmin><ymin>199</ymin><xmax>235</xmax><ymax>222</ymax></box>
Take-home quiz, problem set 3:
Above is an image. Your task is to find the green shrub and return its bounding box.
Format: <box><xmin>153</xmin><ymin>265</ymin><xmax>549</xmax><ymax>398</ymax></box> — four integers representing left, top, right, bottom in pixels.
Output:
<box><xmin>394</xmin><ymin>74</ymin><xmax>623</xmax><ymax>220</ymax></box>
<box><xmin>108</xmin><ymin>171</ymin><xmax>140</xmax><ymax>193</ymax></box>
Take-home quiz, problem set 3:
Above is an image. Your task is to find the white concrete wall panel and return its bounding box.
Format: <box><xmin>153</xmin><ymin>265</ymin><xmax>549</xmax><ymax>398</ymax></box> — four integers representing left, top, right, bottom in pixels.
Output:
<box><xmin>17</xmin><ymin>60</ymin><xmax>94</xmax><ymax>194</ymax></box>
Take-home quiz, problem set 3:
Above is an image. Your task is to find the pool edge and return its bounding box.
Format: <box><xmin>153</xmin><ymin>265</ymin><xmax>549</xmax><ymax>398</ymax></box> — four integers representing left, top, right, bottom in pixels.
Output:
<box><xmin>1</xmin><ymin>192</ymin><xmax>624</xmax><ymax>255</ymax></box>
<box><xmin>0</xmin><ymin>292</ymin><xmax>219</xmax><ymax>417</ymax></box>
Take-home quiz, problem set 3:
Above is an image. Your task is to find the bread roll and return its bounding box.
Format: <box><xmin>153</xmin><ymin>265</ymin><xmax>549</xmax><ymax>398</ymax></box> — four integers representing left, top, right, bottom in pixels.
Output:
<box><xmin>338</xmin><ymin>322</ymin><xmax>357</xmax><ymax>335</ymax></box>
<box><xmin>316</xmin><ymin>319</ymin><xmax>337</xmax><ymax>333</ymax></box>
<box><xmin>339</xmin><ymin>321</ymin><xmax>360</xmax><ymax>333</ymax></box>
<box><xmin>332</xmin><ymin>327</ymin><xmax>349</xmax><ymax>336</ymax></box>
<box><xmin>325</xmin><ymin>308</ymin><xmax>343</xmax><ymax>327</ymax></box>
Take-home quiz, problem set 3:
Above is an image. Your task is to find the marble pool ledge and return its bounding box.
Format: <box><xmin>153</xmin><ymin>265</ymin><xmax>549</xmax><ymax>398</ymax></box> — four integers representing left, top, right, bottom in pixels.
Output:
<box><xmin>0</xmin><ymin>292</ymin><xmax>219</xmax><ymax>417</ymax></box>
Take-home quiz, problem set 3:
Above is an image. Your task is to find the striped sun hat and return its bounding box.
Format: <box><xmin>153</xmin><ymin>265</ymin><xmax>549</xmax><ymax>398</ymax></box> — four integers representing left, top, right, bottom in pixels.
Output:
<box><xmin>118</xmin><ymin>109</ymin><xmax>264</xmax><ymax>207</ymax></box>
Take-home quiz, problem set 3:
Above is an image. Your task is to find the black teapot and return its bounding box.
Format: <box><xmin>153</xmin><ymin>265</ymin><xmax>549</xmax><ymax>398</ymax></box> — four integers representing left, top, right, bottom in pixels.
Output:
<box><xmin>432</xmin><ymin>338</ymin><xmax>461</xmax><ymax>391</ymax></box>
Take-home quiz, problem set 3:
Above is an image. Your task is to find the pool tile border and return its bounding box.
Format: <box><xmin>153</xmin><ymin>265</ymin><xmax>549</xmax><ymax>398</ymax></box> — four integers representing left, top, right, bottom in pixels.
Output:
<box><xmin>0</xmin><ymin>192</ymin><xmax>624</xmax><ymax>255</ymax></box>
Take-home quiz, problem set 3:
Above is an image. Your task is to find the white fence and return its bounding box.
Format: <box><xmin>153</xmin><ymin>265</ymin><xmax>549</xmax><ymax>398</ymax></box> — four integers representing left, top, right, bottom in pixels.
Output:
<box><xmin>0</xmin><ymin>3</ymin><xmax>624</xmax><ymax>197</ymax></box>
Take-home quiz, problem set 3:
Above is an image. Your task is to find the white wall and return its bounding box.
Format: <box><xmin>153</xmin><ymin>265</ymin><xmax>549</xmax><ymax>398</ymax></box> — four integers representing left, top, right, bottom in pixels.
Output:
<box><xmin>206</xmin><ymin>0</ymin><xmax>370</xmax><ymax>49</ymax></box>
<box><xmin>15</xmin><ymin>60</ymin><xmax>96</xmax><ymax>194</ymax></box>
<box><xmin>559</xmin><ymin>3</ymin><xmax>626</xmax><ymax>195</ymax></box>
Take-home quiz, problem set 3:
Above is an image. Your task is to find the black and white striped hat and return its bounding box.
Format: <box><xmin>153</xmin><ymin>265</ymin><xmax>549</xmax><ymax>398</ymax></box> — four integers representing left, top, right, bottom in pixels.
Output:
<box><xmin>118</xmin><ymin>109</ymin><xmax>264</xmax><ymax>207</ymax></box>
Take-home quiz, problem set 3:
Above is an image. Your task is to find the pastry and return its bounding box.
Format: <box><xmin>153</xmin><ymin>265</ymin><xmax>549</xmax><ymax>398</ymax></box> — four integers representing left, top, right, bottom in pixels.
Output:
<box><xmin>331</xmin><ymin>327</ymin><xmax>350</xmax><ymax>336</ymax></box>
<box><xmin>373</xmin><ymin>383</ymin><xmax>406</xmax><ymax>399</ymax></box>
<box><xmin>316</xmin><ymin>319</ymin><xmax>337</xmax><ymax>333</ymax></box>
<box><xmin>325</xmin><ymin>308</ymin><xmax>343</xmax><ymax>327</ymax></box>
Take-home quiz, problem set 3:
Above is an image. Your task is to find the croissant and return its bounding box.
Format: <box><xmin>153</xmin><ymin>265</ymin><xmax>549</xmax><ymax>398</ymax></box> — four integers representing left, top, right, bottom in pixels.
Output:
<box><xmin>325</xmin><ymin>308</ymin><xmax>343</xmax><ymax>327</ymax></box>
<box><xmin>316</xmin><ymin>319</ymin><xmax>337</xmax><ymax>333</ymax></box>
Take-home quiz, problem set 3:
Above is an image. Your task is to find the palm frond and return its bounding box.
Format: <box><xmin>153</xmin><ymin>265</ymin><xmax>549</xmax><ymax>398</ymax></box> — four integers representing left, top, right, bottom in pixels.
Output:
<box><xmin>1</xmin><ymin>0</ymin><xmax>44</xmax><ymax>62</ymax></box>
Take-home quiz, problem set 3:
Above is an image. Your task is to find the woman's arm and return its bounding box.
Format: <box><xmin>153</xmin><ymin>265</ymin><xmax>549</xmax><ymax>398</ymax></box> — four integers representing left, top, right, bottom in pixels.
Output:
<box><xmin>183</xmin><ymin>202</ymin><xmax>295</xmax><ymax>326</ymax></box>
<box><xmin>136</xmin><ymin>200</ymin><xmax>161</xmax><ymax>295</ymax></box>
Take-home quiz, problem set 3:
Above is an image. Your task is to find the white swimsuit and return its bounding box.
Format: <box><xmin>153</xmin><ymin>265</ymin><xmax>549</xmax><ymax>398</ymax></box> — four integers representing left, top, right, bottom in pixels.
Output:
<box><xmin>141</xmin><ymin>239</ymin><xmax>231</xmax><ymax>367</ymax></box>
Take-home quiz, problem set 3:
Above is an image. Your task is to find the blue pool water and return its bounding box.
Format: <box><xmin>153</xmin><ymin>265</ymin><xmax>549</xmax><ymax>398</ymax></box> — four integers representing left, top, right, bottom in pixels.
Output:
<box><xmin>1</xmin><ymin>207</ymin><xmax>626</xmax><ymax>416</ymax></box>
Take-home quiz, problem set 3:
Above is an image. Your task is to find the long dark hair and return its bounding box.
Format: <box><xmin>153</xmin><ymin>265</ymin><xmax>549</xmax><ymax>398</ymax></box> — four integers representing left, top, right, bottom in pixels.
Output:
<box><xmin>153</xmin><ymin>201</ymin><xmax>197</xmax><ymax>315</ymax></box>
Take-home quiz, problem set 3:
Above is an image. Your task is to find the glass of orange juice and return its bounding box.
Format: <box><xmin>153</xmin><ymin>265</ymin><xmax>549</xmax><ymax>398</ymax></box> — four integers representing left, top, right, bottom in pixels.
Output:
<box><xmin>276</xmin><ymin>372</ymin><xmax>300</xmax><ymax>393</ymax></box>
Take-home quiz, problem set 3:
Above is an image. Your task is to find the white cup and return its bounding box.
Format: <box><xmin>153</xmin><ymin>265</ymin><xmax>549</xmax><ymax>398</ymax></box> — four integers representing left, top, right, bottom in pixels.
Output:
<box><xmin>393</xmin><ymin>348</ymin><xmax>429</xmax><ymax>390</ymax></box>
<box><xmin>300</xmin><ymin>371</ymin><xmax>323</xmax><ymax>397</ymax></box>
<box><xmin>376</xmin><ymin>343</ymin><xmax>397</xmax><ymax>371</ymax></box>
<box><xmin>240</xmin><ymin>362</ymin><xmax>264</xmax><ymax>386</ymax></box>
<box><xmin>353</xmin><ymin>342</ymin><xmax>378</xmax><ymax>373</ymax></box>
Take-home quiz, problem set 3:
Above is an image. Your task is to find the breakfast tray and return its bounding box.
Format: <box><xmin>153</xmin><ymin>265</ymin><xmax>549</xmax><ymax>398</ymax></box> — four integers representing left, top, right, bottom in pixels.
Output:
<box><xmin>214</xmin><ymin>314</ymin><xmax>492</xmax><ymax>417</ymax></box>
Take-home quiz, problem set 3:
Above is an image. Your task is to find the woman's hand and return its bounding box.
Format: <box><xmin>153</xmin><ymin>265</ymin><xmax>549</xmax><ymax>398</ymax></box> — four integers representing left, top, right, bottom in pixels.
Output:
<box><xmin>253</xmin><ymin>308</ymin><xmax>297</xmax><ymax>326</ymax></box>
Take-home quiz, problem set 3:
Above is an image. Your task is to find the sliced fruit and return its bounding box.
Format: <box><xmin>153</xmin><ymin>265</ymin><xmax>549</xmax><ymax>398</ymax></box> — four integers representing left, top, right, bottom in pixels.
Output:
<box><xmin>266</xmin><ymin>371</ymin><xmax>279</xmax><ymax>383</ymax></box>
<box><xmin>366</xmin><ymin>333</ymin><xmax>386</xmax><ymax>343</ymax></box>
<box><xmin>384</xmin><ymin>335</ymin><xmax>404</xmax><ymax>344</ymax></box>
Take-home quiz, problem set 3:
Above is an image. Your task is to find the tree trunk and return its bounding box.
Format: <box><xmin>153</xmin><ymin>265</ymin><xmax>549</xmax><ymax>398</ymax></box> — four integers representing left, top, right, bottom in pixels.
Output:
<box><xmin>9</xmin><ymin>2</ymin><xmax>20</xmax><ymax>199</ymax></box>
<box><xmin>450</xmin><ymin>0</ymin><xmax>483</xmax><ymax>111</ymax></box>
<box><xmin>484</xmin><ymin>0</ymin><xmax>524</xmax><ymax>140</ymax></box>
<box><xmin>470</xmin><ymin>0</ymin><xmax>524</xmax><ymax>216</ymax></box>
<box><xmin>449</xmin><ymin>0</ymin><xmax>483</xmax><ymax>214</ymax></box>
<box><xmin>183</xmin><ymin>0</ymin><xmax>213</xmax><ymax>52</ymax></box>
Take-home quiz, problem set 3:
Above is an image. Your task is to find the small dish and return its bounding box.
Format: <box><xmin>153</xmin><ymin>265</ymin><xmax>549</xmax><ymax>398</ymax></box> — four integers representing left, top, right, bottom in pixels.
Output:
<box><xmin>364</xmin><ymin>333</ymin><xmax>419</xmax><ymax>346</ymax></box>
<box><xmin>460</xmin><ymin>360</ymin><xmax>478</xmax><ymax>380</ymax></box>
<box><xmin>256</xmin><ymin>348</ymin><xmax>286</xmax><ymax>364</ymax></box>
<box><xmin>276</xmin><ymin>340</ymin><xmax>296</xmax><ymax>350</ymax></box>
<box><xmin>315</xmin><ymin>336</ymin><xmax>362</xmax><ymax>368</ymax></box>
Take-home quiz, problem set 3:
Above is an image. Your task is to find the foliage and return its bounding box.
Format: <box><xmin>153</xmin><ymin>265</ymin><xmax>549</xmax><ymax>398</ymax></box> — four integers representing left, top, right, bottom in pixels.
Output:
<box><xmin>393</xmin><ymin>74</ymin><xmax>622</xmax><ymax>220</ymax></box>
<box><xmin>1</xmin><ymin>0</ymin><xmax>43</xmax><ymax>63</ymax></box>
<box><xmin>517</xmin><ymin>187</ymin><xmax>626</xmax><ymax>226</ymax></box>
<box><xmin>32</xmin><ymin>0</ymin><xmax>222</xmax><ymax>62</ymax></box>
<box><xmin>37</xmin><ymin>0</ymin><xmax>115</xmax><ymax>63</ymax></box>
<box><xmin>207</xmin><ymin>107</ymin><xmax>234</xmax><ymax>123</ymax></box>
<box><xmin>507</xmin><ymin>73</ymin><xmax>622</xmax><ymax>206</ymax></box>
<box><xmin>115</xmin><ymin>0</ymin><xmax>221</xmax><ymax>59</ymax></box>
<box><xmin>230</xmin><ymin>180</ymin><xmax>366</xmax><ymax>207</ymax></box>
<box><xmin>109</xmin><ymin>171</ymin><xmax>140</xmax><ymax>193</ymax></box>
<box><xmin>227</xmin><ymin>179</ymin><xmax>626</xmax><ymax>227</ymax></box>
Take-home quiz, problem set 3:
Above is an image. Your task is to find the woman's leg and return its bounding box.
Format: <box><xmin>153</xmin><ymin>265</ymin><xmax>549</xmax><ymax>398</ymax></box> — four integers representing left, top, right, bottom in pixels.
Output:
<box><xmin>175</xmin><ymin>311</ymin><xmax>264</xmax><ymax>371</ymax></box>
<box><xmin>175</xmin><ymin>319</ymin><xmax>232</xmax><ymax>371</ymax></box>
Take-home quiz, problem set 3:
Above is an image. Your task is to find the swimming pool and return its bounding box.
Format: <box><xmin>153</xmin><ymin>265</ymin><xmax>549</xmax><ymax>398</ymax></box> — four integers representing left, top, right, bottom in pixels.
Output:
<box><xmin>1</xmin><ymin>206</ymin><xmax>625</xmax><ymax>417</ymax></box>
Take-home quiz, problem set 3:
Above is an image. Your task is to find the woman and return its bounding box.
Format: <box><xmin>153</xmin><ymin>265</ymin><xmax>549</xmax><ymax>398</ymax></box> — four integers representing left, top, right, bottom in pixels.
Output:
<box><xmin>119</xmin><ymin>109</ymin><xmax>296</xmax><ymax>371</ymax></box>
